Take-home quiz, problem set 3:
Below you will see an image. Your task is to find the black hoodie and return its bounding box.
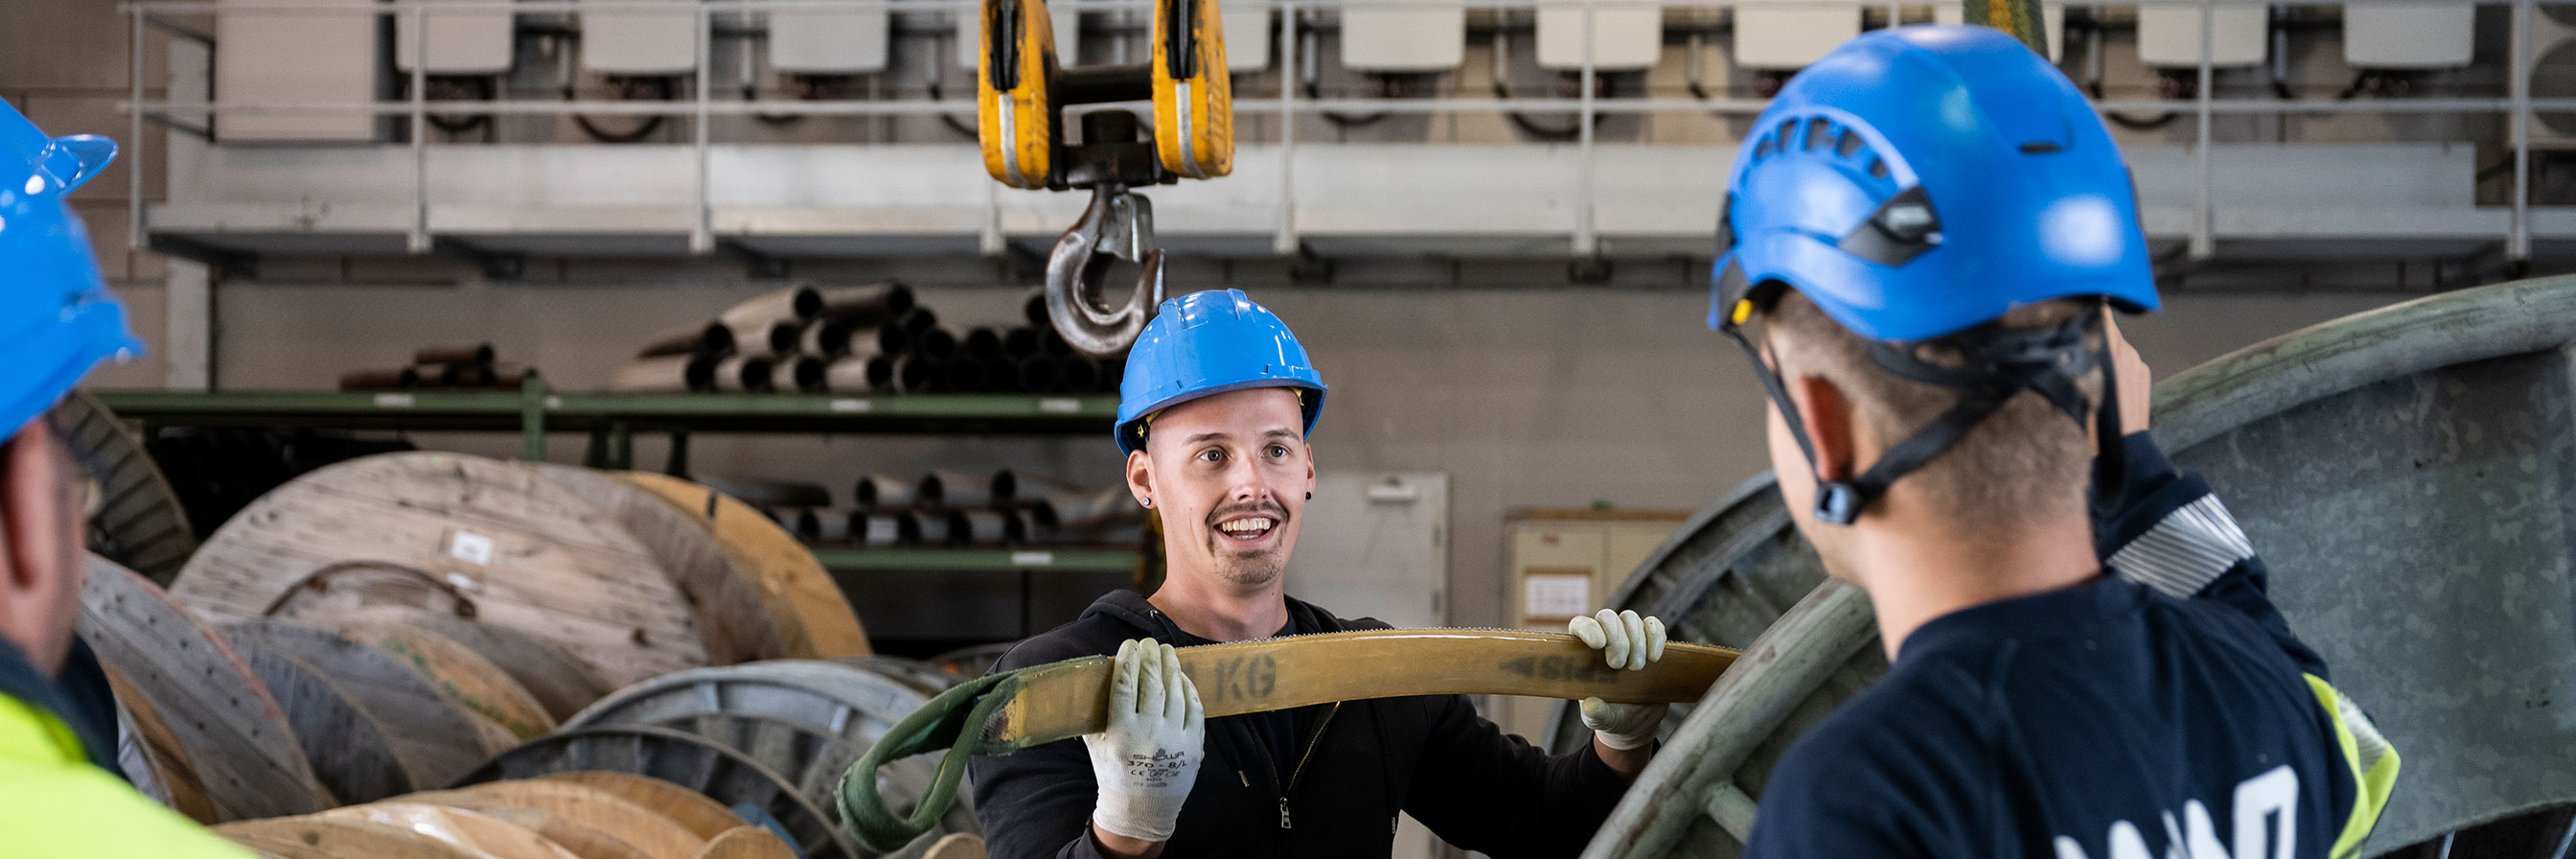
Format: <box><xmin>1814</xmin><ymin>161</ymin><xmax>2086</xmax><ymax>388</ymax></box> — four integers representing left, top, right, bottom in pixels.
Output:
<box><xmin>968</xmin><ymin>590</ymin><xmax>1631</xmax><ymax>859</ymax></box>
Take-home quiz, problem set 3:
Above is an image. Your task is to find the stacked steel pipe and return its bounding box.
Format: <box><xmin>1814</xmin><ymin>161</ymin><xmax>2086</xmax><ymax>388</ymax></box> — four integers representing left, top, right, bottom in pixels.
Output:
<box><xmin>733</xmin><ymin>468</ymin><xmax>1144</xmax><ymax>549</ymax></box>
<box><xmin>612</xmin><ymin>284</ymin><xmax>1125</xmax><ymax>395</ymax></box>
<box><xmin>337</xmin><ymin>343</ymin><xmax>532</xmax><ymax>392</ymax></box>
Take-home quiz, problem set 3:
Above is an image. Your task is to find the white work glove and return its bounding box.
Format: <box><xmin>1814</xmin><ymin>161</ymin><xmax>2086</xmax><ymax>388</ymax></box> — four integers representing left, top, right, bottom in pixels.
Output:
<box><xmin>1081</xmin><ymin>638</ymin><xmax>1205</xmax><ymax>843</ymax></box>
<box><xmin>1569</xmin><ymin>609</ymin><xmax>1668</xmax><ymax>751</ymax></box>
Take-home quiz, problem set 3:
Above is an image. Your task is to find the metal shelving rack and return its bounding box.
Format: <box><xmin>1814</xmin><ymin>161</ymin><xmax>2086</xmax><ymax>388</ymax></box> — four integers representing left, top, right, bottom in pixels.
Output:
<box><xmin>92</xmin><ymin>380</ymin><xmax>1141</xmax><ymax>578</ymax></box>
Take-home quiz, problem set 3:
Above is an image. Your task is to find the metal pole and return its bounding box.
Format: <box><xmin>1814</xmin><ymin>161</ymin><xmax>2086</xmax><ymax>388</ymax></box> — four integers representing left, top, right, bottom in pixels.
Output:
<box><xmin>2509</xmin><ymin>0</ymin><xmax>2533</xmax><ymax>261</ymax></box>
<box><xmin>2189</xmin><ymin>0</ymin><xmax>2214</xmax><ymax>260</ymax></box>
<box><xmin>1273</xmin><ymin>0</ymin><xmax>1299</xmax><ymax>256</ymax></box>
<box><xmin>129</xmin><ymin>9</ymin><xmax>147</xmax><ymax>250</ymax></box>
<box><xmin>410</xmin><ymin>4</ymin><xmax>430</xmax><ymax>253</ymax></box>
<box><xmin>520</xmin><ymin>372</ymin><xmax>548</xmax><ymax>462</ymax></box>
<box><xmin>1574</xmin><ymin>0</ymin><xmax>1598</xmax><ymax>259</ymax></box>
<box><xmin>694</xmin><ymin>2</ymin><xmax>716</xmax><ymax>254</ymax></box>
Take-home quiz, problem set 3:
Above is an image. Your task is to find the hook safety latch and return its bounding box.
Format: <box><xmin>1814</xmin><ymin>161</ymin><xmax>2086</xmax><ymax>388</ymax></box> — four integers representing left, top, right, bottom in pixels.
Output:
<box><xmin>1046</xmin><ymin>183</ymin><xmax>1167</xmax><ymax>358</ymax></box>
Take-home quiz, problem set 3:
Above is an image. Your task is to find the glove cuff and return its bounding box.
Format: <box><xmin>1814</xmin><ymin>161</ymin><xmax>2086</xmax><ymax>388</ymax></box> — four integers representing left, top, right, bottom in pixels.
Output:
<box><xmin>1597</xmin><ymin>726</ymin><xmax>1657</xmax><ymax>751</ymax></box>
<box><xmin>1094</xmin><ymin>788</ymin><xmax>1187</xmax><ymax>844</ymax></box>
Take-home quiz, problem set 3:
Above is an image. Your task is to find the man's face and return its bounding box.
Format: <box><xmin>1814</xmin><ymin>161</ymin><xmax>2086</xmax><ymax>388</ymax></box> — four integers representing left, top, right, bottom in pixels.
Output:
<box><xmin>1132</xmin><ymin>387</ymin><xmax>1316</xmax><ymax>592</ymax></box>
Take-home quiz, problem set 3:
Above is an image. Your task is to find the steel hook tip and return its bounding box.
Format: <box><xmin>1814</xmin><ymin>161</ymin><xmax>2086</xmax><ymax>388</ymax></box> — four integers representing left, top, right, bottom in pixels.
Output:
<box><xmin>1046</xmin><ymin>184</ymin><xmax>1169</xmax><ymax>358</ymax></box>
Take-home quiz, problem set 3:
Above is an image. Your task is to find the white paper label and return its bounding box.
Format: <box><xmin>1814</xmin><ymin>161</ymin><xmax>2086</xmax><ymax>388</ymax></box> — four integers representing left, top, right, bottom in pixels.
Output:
<box><xmin>374</xmin><ymin>393</ymin><xmax>416</xmax><ymax>407</ymax></box>
<box><xmin>1522</xmin><ymin>573</ymin><xmax>1592</xmax><ymax>621</ymax></box>
<box><xmin>448</xmin><ymin>531</ymin><xmax>495</xmax><ymax>566</ymax></box>
<box><xmin>1037</xmin><ymin>398</ymin><xmax>1081</xmax><ymax>414</ymax></box>
<box><xmin>830</xmin><ymin>399</ymin><xmax>871</xmax><ymax>413</ymax></box>
<box><xmin>445</xmin><ymin>572</ymin><xmax>485</xmax><ymax>592</ymax></box>
<box><xmin>1010</xmin><ymin>551</ymin><xmax>1056</xmax><ymax>567</ymax></box>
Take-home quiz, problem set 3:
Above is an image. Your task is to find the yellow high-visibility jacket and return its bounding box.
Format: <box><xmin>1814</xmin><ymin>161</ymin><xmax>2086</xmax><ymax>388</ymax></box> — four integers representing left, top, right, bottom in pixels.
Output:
<box><xmin>0</xmin><ymin>649</ymin><xmax>253</xmax><ymax>858</ymax></box>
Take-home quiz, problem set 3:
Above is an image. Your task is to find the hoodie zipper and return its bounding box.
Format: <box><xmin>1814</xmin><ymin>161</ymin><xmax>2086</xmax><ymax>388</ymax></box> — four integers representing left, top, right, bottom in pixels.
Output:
<box><xmin>1144</xmin><ymin>606</ymin><xmax>1337</xmax><ymax>830</ymax></box>
<box><xmin>1276</xmin><ymin>702</ymin><xmax>1341</xmax><ymax>829</ymax></box>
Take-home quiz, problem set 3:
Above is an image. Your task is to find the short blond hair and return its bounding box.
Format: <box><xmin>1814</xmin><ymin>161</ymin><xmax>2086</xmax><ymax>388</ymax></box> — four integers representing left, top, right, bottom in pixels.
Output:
<box><xmin>1760</xmin><ymin>290</ymin><xmax>2101</xmax><ymax>526</ymax></box>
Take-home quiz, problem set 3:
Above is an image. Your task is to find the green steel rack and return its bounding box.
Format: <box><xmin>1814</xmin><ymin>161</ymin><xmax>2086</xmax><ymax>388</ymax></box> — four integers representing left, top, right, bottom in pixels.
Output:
<box><xmin>91</xmin><ymin>381</ymin><xmax>1139</xmax><ymax>579</ymax></box>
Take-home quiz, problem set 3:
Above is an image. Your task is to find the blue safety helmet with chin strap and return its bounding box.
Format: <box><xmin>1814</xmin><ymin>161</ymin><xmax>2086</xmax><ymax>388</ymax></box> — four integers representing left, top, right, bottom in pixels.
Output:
<box><xmin>1115</xmin><ymin>289</ymin><xmax>1325</xmax><ymax>455</ymax></box>
<box><xmin>0</xmin><ymin>97</ymin><xmax>142</xmax><ymax>440</ymax></box>
<box><xmin>1710</xmin><ymin>26</ymin><xmax>2158</xmax><ymax>525</ymax></box>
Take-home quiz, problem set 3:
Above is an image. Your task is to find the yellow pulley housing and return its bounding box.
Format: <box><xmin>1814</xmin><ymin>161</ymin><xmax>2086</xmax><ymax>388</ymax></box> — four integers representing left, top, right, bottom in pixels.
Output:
<box><xmin>978</xmin><ymin>0</ymin><xmax>1059</xmax><ymax>190</ymax></box>
<box><xmin>1151</xmin><ymin>0</ymin><xmax>1231</xmax><ymax>179</ymax></box>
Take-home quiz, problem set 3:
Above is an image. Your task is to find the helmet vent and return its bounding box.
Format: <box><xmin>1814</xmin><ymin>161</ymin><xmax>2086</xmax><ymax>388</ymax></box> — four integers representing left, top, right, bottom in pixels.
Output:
<box><xmin>1804</xmin><ymin>118</ymin><xmax>1832</xmax><ymax>151</ymax></box>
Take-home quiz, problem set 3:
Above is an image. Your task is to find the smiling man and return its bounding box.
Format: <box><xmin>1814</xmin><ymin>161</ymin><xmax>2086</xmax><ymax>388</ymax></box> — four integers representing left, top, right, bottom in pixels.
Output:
<box><xmin>968</xmin><ymin>289</ymin><xmax>1671</xmax><ymax>859</ymax></box>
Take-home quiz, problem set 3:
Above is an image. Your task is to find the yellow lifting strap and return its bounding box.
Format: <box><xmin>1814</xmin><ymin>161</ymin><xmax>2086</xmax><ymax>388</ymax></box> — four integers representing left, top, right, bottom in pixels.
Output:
<box><xmin>997</xmin><ymin>629</ymin><xmax>1735</xmax><ymax>747</ymax></box>
<box><xmin>838</xmin><ymin>630</ymin><xmax>1739</xmax><ymax>851</ymax></box>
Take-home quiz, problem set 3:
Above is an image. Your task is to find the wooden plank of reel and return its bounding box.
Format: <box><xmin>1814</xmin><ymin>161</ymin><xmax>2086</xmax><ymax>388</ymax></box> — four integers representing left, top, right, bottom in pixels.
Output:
<box><xmin>530</xmin><ymin>772</ymin><xmax>748</xmax><ymax>843</ymax></box>
<box><xmin>317</xmin><ymin>802</ymin><xmax>586</xmax><ymax>859</ymax></box>
<box><xmin>413</xmin><ymin>780</ymin><xmax>710</xmax><ymax>859</ymax></box>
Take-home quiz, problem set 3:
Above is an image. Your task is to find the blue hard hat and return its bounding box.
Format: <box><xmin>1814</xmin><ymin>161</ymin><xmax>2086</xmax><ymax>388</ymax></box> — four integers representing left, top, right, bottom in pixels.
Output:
<box><xmin>0</xmin><ymin>98</ymin><xmax>141</xmax><ymax>439</ymax></box>
<box><xmin>1710</xmin><ymin>25</ymin><xmax>2158</xmax><ymax>343</ymax></box>
<box><xmin>1115</xmin><ymin>289</ymin><xmax>1325</xmax><ymax>455</ymax></box>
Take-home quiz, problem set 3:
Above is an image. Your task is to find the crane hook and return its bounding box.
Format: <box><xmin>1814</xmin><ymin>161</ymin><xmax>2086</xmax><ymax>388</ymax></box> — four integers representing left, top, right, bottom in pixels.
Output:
<box><xmin>1045</xmin><ymin>182</ymin><xmax>1167</xmax><ymax>358</ymax></box>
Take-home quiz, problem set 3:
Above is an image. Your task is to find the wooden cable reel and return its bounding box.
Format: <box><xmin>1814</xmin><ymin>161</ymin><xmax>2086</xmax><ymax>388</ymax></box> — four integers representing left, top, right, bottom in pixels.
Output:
<box><xmin>225</xmin><ymin>618</ymin><xmax>518</xmax><ymax>795</ymax></box>
<box><xmin>314</xmin><ymin>802</ymin><xmax>587</xmax><ymax>859</ymax></box>
<box><xmin>77</xmin><ymin>554</ymin><xmax>331</xmax><ymax>821</ymax></box>
<box><xmin>216</xmin><ymin>817</ymin><xmax>486</xmax><ymax>859</ymax></box>
<box><xmin>103</xmin><ymin>664</ymin><xmax>220</xmax><ymax>823</ymax></box>
<box><xmin>455</xmin><ymin>725</ymin><xmax>859</xmax><ymax>859</ymax></box>
<box><xmin>408</xmin><ymin>780</ymin><xmax>710</xmax><ymax>859</ymax></box>
<box><xmin>614</xmin><ymin>472</ymin><xmax>870</xmax><ymax>660</ymax></box>
<box><xmin>50</xmin><ymin>391</ymin><xmax>197</xmax><ymax>585</ymax></box>
<box><xmin>400</xmin><ymin>614</ymin><xmax>613</xmax><ymax>723</ymax></box>
<box><xmin>334</xmin><ymin>618</ymin><xmax>559</xmax><ymax>740</ymax></box>
<box><xmin>531</xmin><ymin>465</ymin><xmax>794</xmax><ymax>665</ymax></box>
<box><xmin>531</xmin><ymin>772</ymin><xmax>748</xmax><ymax>842</ymax></box>
<box><xmin>172</xmin><ymin>452</ymin><xmax>709</xmax><ymax>686</ymax></box>
<box><xmin>696</xmin><ymin>827</ymin><xmax>801</xmax><ymax>859</ymax></box>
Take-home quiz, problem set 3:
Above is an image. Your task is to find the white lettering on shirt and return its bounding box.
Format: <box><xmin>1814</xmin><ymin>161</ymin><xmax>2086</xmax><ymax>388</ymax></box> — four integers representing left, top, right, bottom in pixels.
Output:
<box><xmin>2052</xmin><ymin>765</ymin><xmax>2297</xmax><ymax>859</ymax></box>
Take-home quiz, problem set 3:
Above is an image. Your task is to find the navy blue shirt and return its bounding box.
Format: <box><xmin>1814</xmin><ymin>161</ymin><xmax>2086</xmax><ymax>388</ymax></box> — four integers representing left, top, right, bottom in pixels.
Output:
<box><xmin>1746</xmin><ymin>432</ymin><xmax>2396</xmax><ymax>859</ymax></box>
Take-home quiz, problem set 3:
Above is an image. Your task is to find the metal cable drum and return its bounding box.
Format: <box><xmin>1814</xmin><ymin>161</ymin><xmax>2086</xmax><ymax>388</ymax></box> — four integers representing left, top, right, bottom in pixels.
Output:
<box><xmin>839</xmin><ymin>656</ymin><xmax>965</xmax><ymax>695</ymax></box>
<box><xmin>560</xmin><ymin>660</ymin><xmax>979</xmax><ymax>845</ymax></box>
<box><xmin>49</xmin><ymin>390</ymin><xmax>196</xmax><ymax>584</ymax></box>
<box><xmin>927</xmin><ymin>643</ymin><xmax>1018</xmax><ymax>681</ymax></box>
<box><xmin>1561</xmin><ymin>274</ymin><xmax>2576</xmax><ymax>858</ymax></box>
<box><xmin>171</xmin><ymin>452</ymin><xmax>710</xmax><ymax>687</ymax></box>
<box><xmin>457</xmin><ymin>725</ymin><xmax>860</xmax><ymax>859</ymax></box>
